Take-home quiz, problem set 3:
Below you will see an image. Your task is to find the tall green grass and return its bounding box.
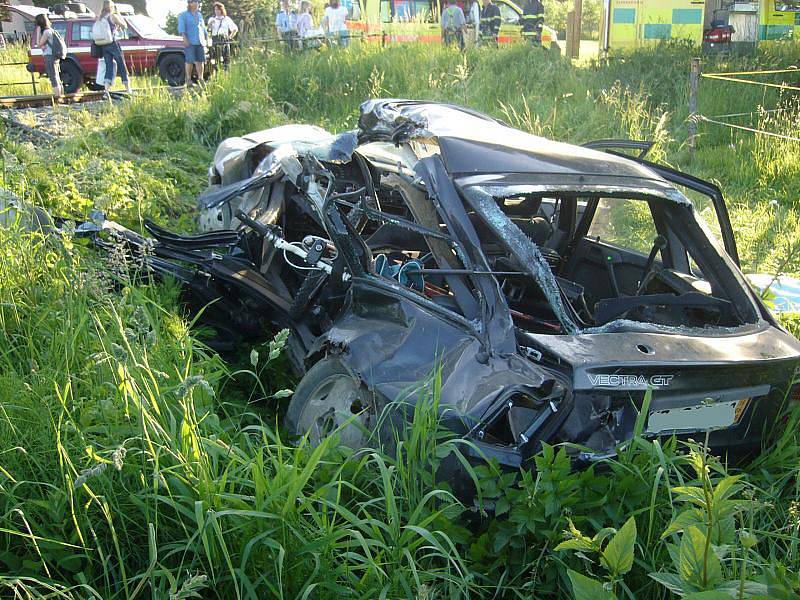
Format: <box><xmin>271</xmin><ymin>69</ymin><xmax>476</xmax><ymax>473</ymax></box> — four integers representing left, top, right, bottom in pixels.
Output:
<box><xmin>0</xmin><ymin>45</ymin><xmax>39</xmax><ymax>97</ymax></box>
<box><xmin>1</xmin><ymin>41</ymin><xmax>800</xmax><ymax>598</ymax></box>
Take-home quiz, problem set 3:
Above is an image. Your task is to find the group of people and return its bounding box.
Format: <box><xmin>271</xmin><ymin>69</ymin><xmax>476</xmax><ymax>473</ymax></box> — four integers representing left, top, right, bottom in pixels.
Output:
<box><xmin>33</xmin><ymin>0</ymin><xmax>544</xmax><ymax>98</ymax></box>
<box><xmin>34</xmin><ymin>0</ymin><xmax>240</xmax><ymax>98</ymax></box>
<box><xmin>275</xmin><ymin>0</ymin><xmax>351</xmax><ymax>50</ymax></box>
<box><xmin>178</xmin><ymin>0</ymin><xmax>239</xmax><ymax>85</ymax></box>
<box><xmin>440</xmin><ymin>0</ymin><xmax>544</xmax><ymax>50</ymax></box>
<box><xmin>34</xmin><ymin>0</ymin><xmax>134</xmax><ymax>98</ymax></box>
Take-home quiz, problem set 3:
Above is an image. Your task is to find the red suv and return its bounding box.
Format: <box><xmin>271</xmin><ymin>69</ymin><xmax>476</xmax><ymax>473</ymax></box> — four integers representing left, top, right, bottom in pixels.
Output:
<box><xmin>25</xmin><ymin>14</ymin><xmax>188</xmax><ymax>93</ymax></box>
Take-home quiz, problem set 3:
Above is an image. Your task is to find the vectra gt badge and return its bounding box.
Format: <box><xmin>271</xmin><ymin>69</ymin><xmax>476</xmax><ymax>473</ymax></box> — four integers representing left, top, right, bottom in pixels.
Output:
<box><xmin>588</xmin><ymin>374</ymin><xmax>675</xmax><ymax>389</ymax></box>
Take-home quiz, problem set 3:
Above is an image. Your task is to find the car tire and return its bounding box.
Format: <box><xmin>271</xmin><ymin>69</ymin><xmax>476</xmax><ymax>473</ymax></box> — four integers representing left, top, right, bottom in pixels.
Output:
<box><xmin>286</xmin><ymin>357</ymin><xmax>385</xmax><ymax>449</ymax></box>
<box><xmin>59</xmin><ymin>60</ymin><xmax>82</xmax><ymax>94</ymax></box>
<box><xmin>158</xmin><ymin>53</ymin><xmax>185</xmax><ymax>87</ymax></box>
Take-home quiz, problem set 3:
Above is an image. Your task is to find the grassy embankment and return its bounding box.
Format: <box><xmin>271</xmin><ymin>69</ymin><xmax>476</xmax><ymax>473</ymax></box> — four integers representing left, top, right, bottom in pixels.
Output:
<box><xmin>0</xmin><ymin>41</ymin><xmax>799</xmax><ymax>598</ymax></box>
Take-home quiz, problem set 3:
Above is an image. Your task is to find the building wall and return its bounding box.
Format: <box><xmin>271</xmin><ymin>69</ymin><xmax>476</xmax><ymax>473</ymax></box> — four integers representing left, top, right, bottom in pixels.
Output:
<box><xmin>1</xmin><ymin>1</ymin><xmax>36</xmax><ymax>39</ymax></box>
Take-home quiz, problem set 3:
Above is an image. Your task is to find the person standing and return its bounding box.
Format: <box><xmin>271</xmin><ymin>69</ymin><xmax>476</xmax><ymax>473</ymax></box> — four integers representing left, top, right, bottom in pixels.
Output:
<box><xmin>276</xmin><ymin>0</ymin><xmax>297</xmax><ymax>51</ymax></box>
<box><xmin>178</xmin><ymin>0</ymin><xmax>209</xmax><ymax>87</ymax></box>
<box><xmin>521</xmin><ymin>0</ymin><xmax>544</xmax><ymax>46</ymax></box>
<box><xmin>479</xmin><ymin>0</ymin><xmax>501</xmax><ymax>46</ymax></box>
<box><xmin>322</xmin><ymin>0</ymin><xmax>349</xmax><ymax>47</ymax></box>
<box><xmin>207</xmin><ymin>2</ymin><xmax>238</xmax><ymax>68</ymax></box>
<box><xmin>96</xmin><ymin>1</ymin><xmax>132</xmax><ymax>93</ymax></box>
<box><xmin>296</xmin><ymin>0</ymin><xmax>318</xmax><ymax>48</ymax></box>
<box><xmin>466</xmin><ymin>0</ymin><xmax>481</xmax><ymax>45</ymax></box>
<box><xmin>35</xmin><ymin>14</ymin><xmax>64</xmax><ymax>98</ymax></box>
<box><xmin>441</xmin><ymin>0</ymin><xmax>466</xmax><ymax>50</ymax></box>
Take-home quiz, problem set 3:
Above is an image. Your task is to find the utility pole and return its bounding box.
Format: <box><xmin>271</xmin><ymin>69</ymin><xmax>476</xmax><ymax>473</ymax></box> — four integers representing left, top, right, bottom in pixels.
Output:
<box><xmin>567</xmin><ymin>0</ymin><xmax>583</xmax><ymax>59</ymax></box>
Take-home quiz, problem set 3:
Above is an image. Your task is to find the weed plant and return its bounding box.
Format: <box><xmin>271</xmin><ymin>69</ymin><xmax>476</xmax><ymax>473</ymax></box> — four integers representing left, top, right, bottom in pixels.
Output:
<box><xmin>0</xmin><ymin>41</ymin><xmax>799</xmax><ymax>598</ymax></box>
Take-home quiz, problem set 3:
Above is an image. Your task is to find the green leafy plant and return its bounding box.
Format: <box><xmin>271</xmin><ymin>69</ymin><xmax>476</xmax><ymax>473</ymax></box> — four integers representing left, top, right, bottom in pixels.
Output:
<box><xmin>556</xmin><ymin>516</ymin><xmax>637</xmax><ymax>600</ymax></box>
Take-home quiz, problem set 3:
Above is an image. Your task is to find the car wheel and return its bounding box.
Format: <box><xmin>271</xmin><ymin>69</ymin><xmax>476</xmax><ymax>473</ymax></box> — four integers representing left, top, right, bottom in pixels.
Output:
<box><xmin>158</xmin><ymin>54</ymin><xmax>185</xmax><ymax>87</ymax></box>
<box><xmin>286</xmin><ymin>358</ymin><xmax>380</xmax><ymax>449</ymax></box>
<box><xmin>59</xmin><ymin>61</ymin><xmax>82</xmax><ymax>94</ymax></box>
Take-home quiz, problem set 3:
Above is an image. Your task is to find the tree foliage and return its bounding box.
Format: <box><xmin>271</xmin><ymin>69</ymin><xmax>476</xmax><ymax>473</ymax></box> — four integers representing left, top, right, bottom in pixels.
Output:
<box><xmin>200</xmin><ymin>0</ymin><xmax>275</xmax><ymax>32</ymax></box>
<box><xmin>543</xmin><ymin>0</ymin><xmax>602</xmax><ymax>40</ymax></box>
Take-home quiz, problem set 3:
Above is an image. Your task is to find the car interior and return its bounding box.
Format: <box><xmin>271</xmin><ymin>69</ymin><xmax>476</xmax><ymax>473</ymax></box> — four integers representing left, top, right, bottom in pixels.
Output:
<box><xmin>203</xmin><ymin>138</ymin><xmax>758</xmax><ymax>339</ymax></box>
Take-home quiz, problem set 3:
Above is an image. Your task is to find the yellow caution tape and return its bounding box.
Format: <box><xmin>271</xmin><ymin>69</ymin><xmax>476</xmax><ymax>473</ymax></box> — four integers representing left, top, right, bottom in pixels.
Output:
<box><xmin>698</xmin><ymin>114</ymin><xmax>800</xmax><ymax>143</ymax></box>
<box><xmin>702</xmin><ymin>67</ymin><xmax>799</xmax><ymax>77</ymax></box>
<box><xmin>701</xmin><ymin>73</ymin><xmax>800</xmax><ymax>92</ymax></box>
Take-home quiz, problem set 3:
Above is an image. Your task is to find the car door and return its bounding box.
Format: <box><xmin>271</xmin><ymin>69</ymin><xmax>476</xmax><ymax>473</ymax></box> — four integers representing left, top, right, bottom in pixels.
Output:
<box><xmin>495</xmin><ymin>0</ymin><xmax>522</xmax><ymax>43</ymax></box>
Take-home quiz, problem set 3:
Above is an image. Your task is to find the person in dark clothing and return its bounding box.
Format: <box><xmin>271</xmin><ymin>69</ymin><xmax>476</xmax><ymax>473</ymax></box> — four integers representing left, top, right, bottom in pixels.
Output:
<box><xmin>479</xmin><ymin>0</ymin><xmax>501</xmax><ymax>46</ymax></box>
<box><xmin>520</xmin><ymin>0</ymin><xmax>544</xmax><ymax>46</ymax></box>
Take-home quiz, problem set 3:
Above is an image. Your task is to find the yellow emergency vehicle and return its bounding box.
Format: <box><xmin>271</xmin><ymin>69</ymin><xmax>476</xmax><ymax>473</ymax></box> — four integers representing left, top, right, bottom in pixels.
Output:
<box><xmin>604</xmin><ymin>0</ymin><xmax>798</xmax><ymax>48</ymax></box>
<box><xmin>346</xmin><ymin>0</ymin><xmax>560</xmax><ymax>49</ymax></box>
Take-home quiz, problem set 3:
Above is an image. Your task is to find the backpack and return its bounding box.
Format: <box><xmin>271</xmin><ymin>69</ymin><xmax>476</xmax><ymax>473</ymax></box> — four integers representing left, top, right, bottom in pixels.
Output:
<box><xmin>50</xmin><ymin>29</ymin><xmax>67</xmax><ymax>60</ymax></box>
<box><xmin>91</xmin><ymin>18</ymin><xmax>113</xmax><ymax>45</ymax></box>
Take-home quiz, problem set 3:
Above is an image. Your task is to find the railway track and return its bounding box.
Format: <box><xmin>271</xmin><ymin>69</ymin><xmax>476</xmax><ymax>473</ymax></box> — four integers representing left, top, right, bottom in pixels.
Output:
<box><xmin>0</xmin><ymin>90</ymin><xmax>130</xmax><ymax>109</ymax></box>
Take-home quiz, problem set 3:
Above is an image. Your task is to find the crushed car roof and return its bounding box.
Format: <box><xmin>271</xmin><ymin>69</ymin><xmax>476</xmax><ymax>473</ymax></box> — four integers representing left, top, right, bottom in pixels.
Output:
<box><xmin>358</xmin><ymin>99</ymin><xmax>671</xmax><ymax>185</ymax></box>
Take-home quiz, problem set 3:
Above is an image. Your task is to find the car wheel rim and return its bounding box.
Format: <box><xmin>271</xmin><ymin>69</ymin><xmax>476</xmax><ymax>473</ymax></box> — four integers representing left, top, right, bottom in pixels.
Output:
<box><xmin>167</xmin><ymin>63</ymin><xmax>182</xmax><ymax>79</ymax></box>
<box><xmin>296</xmin><ymin>374</ymin><xmax>372</xmax><ymax>448</ymax></box>
<box><xmin>61</xmin><ymin>69</ymin><xmax>76</xmax><ymax>91</ymax></box>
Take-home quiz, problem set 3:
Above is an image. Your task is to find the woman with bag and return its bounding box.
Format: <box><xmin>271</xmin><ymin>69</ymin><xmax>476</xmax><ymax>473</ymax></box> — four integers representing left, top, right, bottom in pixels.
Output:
<box><xmin>93</xmin><ymin>0</ymin><xmax>132</xmax><ymax>94</ymax></box>
<box><xmin>35</xmin><ymin>14</ymin><xmax>64</xmax><ymax>98</ymax></box>
<box><xmin>207</xmin><ymin>3</ymin><xmax>238</xmax><ymax>69</ymax></box>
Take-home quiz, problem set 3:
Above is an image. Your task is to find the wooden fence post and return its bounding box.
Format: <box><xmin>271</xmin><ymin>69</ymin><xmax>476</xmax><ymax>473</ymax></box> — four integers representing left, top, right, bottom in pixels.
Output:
<box><xmin>688</xmin><ymin>57</ymin><xmax>701</xmax><ymax>155</ymax></box>
<box><xmin>573</xmin><ymin>0</ymin><xmax>583</xmax><ymax>59</ymax></box>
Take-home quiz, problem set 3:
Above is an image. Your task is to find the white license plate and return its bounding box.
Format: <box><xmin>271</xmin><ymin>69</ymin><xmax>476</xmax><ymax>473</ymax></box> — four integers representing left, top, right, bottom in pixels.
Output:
<box><xmin>646</xmin><ymin>398</ymin><xmax>750</xmax><ymax>435</ymax></box>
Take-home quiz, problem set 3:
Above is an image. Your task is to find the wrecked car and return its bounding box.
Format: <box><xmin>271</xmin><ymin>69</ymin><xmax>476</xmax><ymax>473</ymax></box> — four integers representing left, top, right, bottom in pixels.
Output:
<box><xmin>72</xmin><ymin>99</ymin><xmax>800</xmax><ymax>469</ymax></box>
